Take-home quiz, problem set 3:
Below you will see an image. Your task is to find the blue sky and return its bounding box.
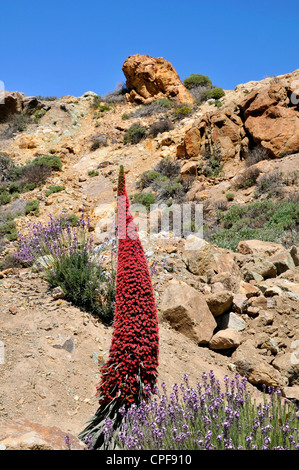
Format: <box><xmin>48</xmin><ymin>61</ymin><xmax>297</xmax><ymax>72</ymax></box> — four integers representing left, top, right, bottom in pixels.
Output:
<box><xmin>1</xmin><ymin>0</ymin><xmax>298</xmax><ymax>98</ymax></box>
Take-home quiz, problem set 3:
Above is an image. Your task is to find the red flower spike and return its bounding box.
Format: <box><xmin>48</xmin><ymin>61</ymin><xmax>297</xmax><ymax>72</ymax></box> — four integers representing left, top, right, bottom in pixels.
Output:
<box><xmin>79</xmin><ymin>165</ymin><xmax>159</xmax><ymax>449</ymax></box>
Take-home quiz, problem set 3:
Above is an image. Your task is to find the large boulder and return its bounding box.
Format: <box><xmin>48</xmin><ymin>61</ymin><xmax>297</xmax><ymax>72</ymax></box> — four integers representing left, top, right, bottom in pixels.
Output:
<box><xmin>159</xmin><ymin>279</ymin><xmax>217</xmax><ymax>344</ymax></box>
<box><xmin>237</xmin><ymin>240</ymin><xmax>285</xmax><ymax>258</ymax></box>
<box><xmin>0</xmin><ymin>91</ymin><xmax>25</xmax><ymax>121</ymax></box>
<box><xmin>239</xmin><ymin>82</ymin><xmax>299</xmax><ymax>158</ymax></box>
<box><xmin>122</xmin><ymin>54</ymin><xmax>193</xmax><ymax>105</ymax></box>
<box><xmin>182</xmin><ymin>239</ymin><xmax>240</xmax><ymax>282</ymax></box>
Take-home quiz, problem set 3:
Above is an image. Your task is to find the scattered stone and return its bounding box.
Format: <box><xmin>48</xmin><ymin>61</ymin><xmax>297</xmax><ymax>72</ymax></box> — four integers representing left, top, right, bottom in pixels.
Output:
<box><xmin>52</xmin><ymin>337</ymin><xmax>75</xmax><ymax>353</ymax></box>
<box><xmin>51</xmin><ymin>286</ymin><xmax>66</xmax><ymax>300</ymax></box>
<box><xmin>216</xmin><ymin>312</ymin><xmax>247</xmax><ymax>331</ymax></box>
<box><xmin>205</xmin><ymin>291</ymin><xmax>233</xmax><ymax>317</ymax></box>
<box><xmin>264</xmin><ymin>285</ymin><xmax>283</xmax><ymax>297</ymax></box>
<box><xmin>247</xmin><ymin>306</ymin><xmax>260</xmax><ymax>317</ymax></box>
<box><xmin>283</xmin><ymin>386</ymin><xmax>299</xmax><ymax>401</ymax></box>
<box><xmin>239</xmin><ymin>281</ymin><xmax>260</xmax><ymax>298</ymax></box>
<box><xmin>232</xmin><ymin>293</ymin><xmax>249</xmax><ymax>314</ymax></box>
<box><xmin>9</xmin><ymin>305</ymin><xmax>17</xmax><ymax>315</ymax></box>
<box><xmin>209</xmin><ymin>328</ymin><xmax>242</xmax><ymax>350</ymax></box>
<box><xmin>272</xmin><ymin>353</ymin><xmax>299</xmax><ymax>386</ymax></box>
<box><xmin>269</xmin><ymin>251</ymin><xmax>296</xmax><ymax>275</ymax></box>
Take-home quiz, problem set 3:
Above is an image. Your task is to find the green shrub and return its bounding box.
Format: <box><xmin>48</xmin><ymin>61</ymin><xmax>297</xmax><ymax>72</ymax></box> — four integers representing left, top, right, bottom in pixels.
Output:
<box><xmin>8</xmin><ymin>182</ymin><xmax>22</xmax><ymax>193</ymax></box>
<box><xmin>210</xmin><ymin>200</ymin><xmax>299</xmax><ymax>251</ymax></box>
<box><xmin>183</xmin><ymin>74</ymin><xmax>212</xmax><ymax>89</ymax></box>
<box><xmin>28</xmin><ymin>155</ymin><xmax>62</xmax><ymax>171</ymax></box>
<box><xmin>0</xmin><ymin>189</ymin><xmax>12</xmax><ymax>206</ymax></box>
<box><xmin>123</xmin><ymin>124</ymin><xmax>147</xmax><ymax>145</ymax></box>
<box><xmin>25</xmin><ymin>200</ymin><xmax>40</xmax><ymax>215</ymax></box>
<box><xmin>226</xmin><ymin>193</ymin><xmax>235</xmax><ymax>201</ymax></box>
<box><xmin>33</xmin><ymin>109</ymin><xmax>47</xmax><ymax>123</ymax></box>
<box><xmin>137</xmin><ymin>171</ymin><xmax>167</xmax><ymax>189</ymax></box>
<box><xmin>0</xmin><ymin>220</ymin><xmax>18</xmax><ymax>241</ymax></box>
<box><xmin>214</xmin><ymin>100</ymin><xmax>222</xmax><ymax>107</ymax></box>
<box><xmin>173</xmin><ymin>105</ymin><xmax>192</xmax><ymax>119</ymax></box>
<box><xmin>88</xmin><ymin>170</ymin><xmax>99</xmax><ymax>177</ymax></box>
<box><xmin>45</xmin><ymin>185</ymin><xmax>65</xmax><ymax>197</ymax></box>
<box><xmin>130</xmin><ymin>193</ymin><xmax>156</xmax><ymax>212</ymax></box>
<box><xmin>202</xmin><ymin>87</ymin><xmax>225</xmax><ymax>100</ymax></box>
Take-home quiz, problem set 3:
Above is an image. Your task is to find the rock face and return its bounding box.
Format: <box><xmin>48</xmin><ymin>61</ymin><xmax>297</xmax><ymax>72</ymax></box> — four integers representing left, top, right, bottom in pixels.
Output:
<box><xmin>160</xmin><ymin>280</ymin><xmax>217</xmax><ymax>344</ymax></box>
<box><xmin>0</xmin><ymin>91</ymin><xmax>25</xmax><ymax>121</ymax></box>
<box><xmin>122</xmin><ymin>54</ymin><xmax>193</xmax><ymax>105</ymax></box>
<box><xmin>176</xmin><ymin>70</ymin><xmax>299</xmax><ymax>162</ymax></box>
<box><xmin>183</xmin><ymin>239</ymin><xmax>240</xmax><ymax>281</ymax></box>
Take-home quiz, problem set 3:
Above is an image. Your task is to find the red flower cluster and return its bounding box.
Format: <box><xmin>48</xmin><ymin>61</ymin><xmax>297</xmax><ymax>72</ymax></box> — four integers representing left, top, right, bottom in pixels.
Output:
<box><xmin>96</xmin><ymin>165</ymin><xmax>159</xmax><ymax>407</ymax></box>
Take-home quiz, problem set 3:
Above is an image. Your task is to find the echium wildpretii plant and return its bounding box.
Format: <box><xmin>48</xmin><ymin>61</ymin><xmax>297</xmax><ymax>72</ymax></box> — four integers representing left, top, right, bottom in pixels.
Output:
<box><xmin>111</xmin><ymin>371</ymin><xmax>299</xmax><ymax>450</ymax></box>
<box><xmin>15</xmin><ymin>211</ymin><xmax>116</xmax><ymax>324</ymax></box>
<box><xmin>79</xmin><ymin>165</ymin><xmax>159</xmax><ymax>450</ymax></box>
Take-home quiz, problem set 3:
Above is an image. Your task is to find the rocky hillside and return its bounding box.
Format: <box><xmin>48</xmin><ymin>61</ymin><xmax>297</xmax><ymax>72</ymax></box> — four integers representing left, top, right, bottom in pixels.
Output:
<box><xmin>0</xmin><ymin>54</ymin><xmax>298</xmax><ymax>449</ymax></box>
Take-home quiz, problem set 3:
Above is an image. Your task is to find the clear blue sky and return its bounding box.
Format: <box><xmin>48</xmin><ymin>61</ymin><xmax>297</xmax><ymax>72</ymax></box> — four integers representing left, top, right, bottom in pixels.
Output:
<box><xmin>1</xmin><ymin>0</ymin><xmax>298</xmax><ymax>98</ymax></box>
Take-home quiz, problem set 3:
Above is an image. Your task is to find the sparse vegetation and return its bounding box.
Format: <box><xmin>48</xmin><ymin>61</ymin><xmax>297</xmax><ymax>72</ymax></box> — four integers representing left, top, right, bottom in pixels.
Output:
<box><xmin>88</xmin><ymin>170</ymin><xmax>99</xmax><ymax>177</ymax></box>
<box><xmin>235</xmin><ymin>167</ymin><xmax>261</xmax><ymax>189</ymax></box>
<box><xmin>209</xmin><ymin>200</ymin><xmax>299</xmax><ymax>251</ymax></box>
<box><xmin>123</xmin><ymin>124</ymin><xmax>147</xmax><ymax>145</ymax></box>
<box><xmin>148</xmin><ymin>118</ymin><xmax>174</xmax><ymax>137</ymax></box>
<box><xmin>202</xmin><ymin>87</ymin><xmax>225</xmax><ymax>100</ymax></box>
<box><xmin>130</xmin><ymin>192</ymin><xmax>156</xmax><ymax>212</ymax></box>
<box><xmin>245</xmin><ymin>146</ymin><xmax>269</xmax><ymax>167</ymax></box>
<box><xmin>129</xmin><ymin>98</ymin><xmax>174</xmax><ymax>118</ymax></box>
<box><xmin>24</xmin><ymin>200</ymin><xmax>40</xmax><ymax>216</ymax></box>
<box><xmin>173</xmin><ymin>104</ymin><xmax>192</xmax><ymax>120</ymax></box>
<box><xmin>199</xmin><ymin>146</ymin><xmax>224</xmax><ymax>178</ymax></box>
<box><xmin>45</xmin><ymin>185</ymin><xmax>65</xmax><ymax>197</ymax></box>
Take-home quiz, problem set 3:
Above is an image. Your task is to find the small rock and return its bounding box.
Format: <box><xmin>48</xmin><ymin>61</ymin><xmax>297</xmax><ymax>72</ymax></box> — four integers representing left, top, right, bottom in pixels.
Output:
<box><xmin>52</xmin><ymin>286</ymin><xmax>66</xmax><ymax>300</ymax></box>
<box><xmin>9</xmin><ymin>305</ymin><xmax>17</xmax><ymax>315</ymax></box>
<box><xmin>216</xmin><ymin>312</ymin><xmax>247</xmax><ymax>331</ymax></box>
<box><xmin>264</xmin><ymin>285</ymin><xmax>283</xmax><ymax>297</ymax></box>
<box><xmin>247</xmin><ymin>306</ymin><xmax>260</xmax><ymax>317</ymax></box>
<box><xmin>209</xmin><ymin>328</ymin><xmax>242</xmax><ymax>350</ymax></box>
<box><xmin>206</xmin><ymin>291</ymin><xmax>233</xmax><ymax>317</ymax></box>
<box><xmin>232</xmin><ymin>293</ymin><xmax>248</xmax><ymax>314</ymax></box>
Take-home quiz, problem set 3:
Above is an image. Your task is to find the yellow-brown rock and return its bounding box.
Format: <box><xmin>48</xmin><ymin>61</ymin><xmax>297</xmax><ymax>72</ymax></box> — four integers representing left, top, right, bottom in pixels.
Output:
<box><xmin>122</xmin><ymin>54</ymin><xmax>193</xmax><ymax>105</ymax></box>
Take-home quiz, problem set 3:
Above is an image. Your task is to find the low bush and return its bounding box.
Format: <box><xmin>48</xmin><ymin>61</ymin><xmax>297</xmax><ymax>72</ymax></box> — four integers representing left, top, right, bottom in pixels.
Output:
<box><xmin>136</xmin><ymin>171</ymin><xmax>167</xmax><ymax>190</ymax></box>
<box><xmin>112</xmin><ymin>372</ymin><xmax>299</xmax><ymax>450</ymax></box>
<box><xmin>209</xmin><ymin>200</ymin><xmax>299</xmax><ymax>251</ymax></box>
<box><xmin>24</xmin><ymin>200</ymin><xmax>40</xmax><ymax>215</ymax></box>
<box><xmin>0</xmin><ymin>189</ymin><xmax>12</xmax><ymax>206</ymax></box>
<box><xmin>244</xmin><ymin>146</ymin><xmax>269</xmax><ymax>167</ymax></box>
<box><xmin>148</xmin><ymin>118</ymin><xmax>174</xmax><ymax>137</ymax></box>
<box><xmin>202</xmin><ymin>87</ymin><xmax>225</xmax><ymax>100</ymax></box>
<box><xmin>88</xmin><ymin>170</ymin><xmax>99</xmax><ymax>177</ymax></box>
<box><xmin>173</xmin><ymin>104</ymin><xmax>192</xmax><ymax>120</ymax></box>
<box><xmin>0</xmin><ymin>219</ymin><xmax>18</xmax><ymax>241</ymax></box>
<box><xmin>45</xmin><ymin>185</ymin><xmax>65</xmax><ymax>197</ymax></box>
<box><xmin>123</xmin><ymin>124</ymin><xmax>147</xmax><ymax>145</ymax></box>
<box><xmin>154</xmin><ymin>157</ymin><xmax>181</xmax><ymax>179</ymax></box>
<box><xmin>199</xmin><ymin>146</ymin><xmax>224</xmax><ymax>178</ymax></box>
<box><xmin>103</xmin><ymin>83</ymin><xmax>128</xmax><ymax>104</ymax></box>
<box><xmin>28</xmin><ymin>155</ymin><xmax>62</xmax><ymax>171</ymax></box>
<box><xmin>225</xmin><ymin>193</ymin><xmax>235</xmax><ymax>201</ymax></box>
<box><xmin>15</xmin><ymin>213</ymin><xmax>116</xmax><ymax>324</ymax></box>
<box><xmin>130</xmin><ymin>98</ymin><xmax>174</xmax><ymax>118</ymax></box>
<box><xmin>130</xmin><ymin>193</ymin><xmax>156</xmax><ymax>212</ymax></box>
<box><xmin>235</xmin><ymin>167</ymin><xmax>261</xmax><ymax>189</ymax></box>
<box><xmin>183</xmin><ymin>74</ymin><xmax>212</xmax><ymax>89</ymax></box>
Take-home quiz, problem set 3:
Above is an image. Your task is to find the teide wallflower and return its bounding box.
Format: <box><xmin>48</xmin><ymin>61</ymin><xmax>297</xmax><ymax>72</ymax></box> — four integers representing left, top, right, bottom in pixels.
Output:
<box><xmin>79</xmin><ymin>165</ymin><xmax>159</xmax><ymax>450</ymax></box>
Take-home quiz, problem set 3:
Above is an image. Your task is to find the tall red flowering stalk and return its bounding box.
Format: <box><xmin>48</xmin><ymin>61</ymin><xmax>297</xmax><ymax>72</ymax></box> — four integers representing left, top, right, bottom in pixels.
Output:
<box><xmin>79</xmin><ymin>165</ymin><xmax>159</xmax><ymax>449</ymax></box>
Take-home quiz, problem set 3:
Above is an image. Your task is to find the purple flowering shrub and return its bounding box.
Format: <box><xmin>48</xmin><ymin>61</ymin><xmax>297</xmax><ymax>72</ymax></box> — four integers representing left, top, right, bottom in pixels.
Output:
<box><xmin>16</xmin><ymin>212</ymin><xmax>116</xmax><ymax>324</ymax></box>
<box><xmin>105</xmin><ymin>371</ymin><xmax>299</xmax><ymax>450</ymax></box>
